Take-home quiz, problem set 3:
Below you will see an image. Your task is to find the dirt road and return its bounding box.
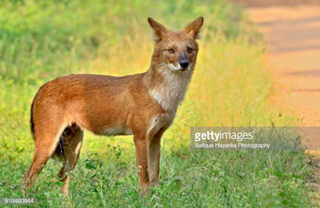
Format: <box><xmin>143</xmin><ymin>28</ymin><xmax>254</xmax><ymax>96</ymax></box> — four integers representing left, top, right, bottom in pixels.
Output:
<box><xmin>234</xmin><ymin>0</ymin><xmax>320</xmax><ymax>201</ymax></box>
<box><xmin>234</xmin><ymin>1</ymin><xmax>320</xmax><ymax>159</ymax></box>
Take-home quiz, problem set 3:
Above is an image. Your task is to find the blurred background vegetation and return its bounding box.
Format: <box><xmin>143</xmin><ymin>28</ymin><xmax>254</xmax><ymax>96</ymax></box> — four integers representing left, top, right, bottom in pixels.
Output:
<box><xmin>0</xmin><ymin>0</ymin><xmax>317</xmax><ymax>207</ymax></box>
<box><xmin>0</xmin><ymin>0</ymin><xmax>250</xmax><ymax>83</ymax></box>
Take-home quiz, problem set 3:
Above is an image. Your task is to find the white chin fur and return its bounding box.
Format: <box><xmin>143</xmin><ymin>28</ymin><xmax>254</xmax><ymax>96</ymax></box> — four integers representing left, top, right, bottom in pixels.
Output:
<box><xmin>168</xmin><ymin>64</ymin><xmax>183</xmax><ymax>71</ymax></box>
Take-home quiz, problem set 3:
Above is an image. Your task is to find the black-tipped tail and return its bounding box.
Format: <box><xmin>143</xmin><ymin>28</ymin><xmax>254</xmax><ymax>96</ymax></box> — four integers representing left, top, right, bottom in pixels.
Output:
<box><xmin>53</xmin><ymin>135</ymin><xmax>65</xmax><ymax>159</ymax></box>
<box><xmin>30</xmin><ymin>98</ymin><xmax>36</xmax><ymax>140</ymax></box>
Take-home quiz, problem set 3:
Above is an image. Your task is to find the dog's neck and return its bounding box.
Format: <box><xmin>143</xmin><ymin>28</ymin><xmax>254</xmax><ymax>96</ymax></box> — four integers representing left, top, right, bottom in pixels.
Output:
<box><xmin>143</xmin><ymin>62</ymin><xmax>194</xmax><ymax>113</ymax></box>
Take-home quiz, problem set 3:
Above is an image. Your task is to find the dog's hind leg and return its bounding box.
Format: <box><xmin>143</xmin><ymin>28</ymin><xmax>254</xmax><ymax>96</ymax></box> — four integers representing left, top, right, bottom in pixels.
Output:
<box><xmin>58</xmin><ymin>124</ymin><xmax>83</xmax><ymax>195</ymax></box>
<box><xmin>24</xmin><ymin>122</ymin><xmax>66</xmax><ymax>191</ymax></box>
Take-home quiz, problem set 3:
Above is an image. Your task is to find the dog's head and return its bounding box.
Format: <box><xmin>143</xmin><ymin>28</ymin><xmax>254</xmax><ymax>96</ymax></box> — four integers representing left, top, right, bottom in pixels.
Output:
<box><xmin>148</xmin><ymin>17</ymin><xmax>204</xmax><ymax>72</ymax></box>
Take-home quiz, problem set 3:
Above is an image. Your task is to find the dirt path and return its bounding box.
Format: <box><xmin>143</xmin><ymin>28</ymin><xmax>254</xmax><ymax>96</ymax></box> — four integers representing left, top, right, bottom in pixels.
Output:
<box><xmin>234</xmin><ymin>1</ymin><xmax>320</xmax><ymax>158</ymax></box>
<box><xmin>233</xmin><ymin>0</ymin><xmax>320</xmax><ymax>202</ymax></box>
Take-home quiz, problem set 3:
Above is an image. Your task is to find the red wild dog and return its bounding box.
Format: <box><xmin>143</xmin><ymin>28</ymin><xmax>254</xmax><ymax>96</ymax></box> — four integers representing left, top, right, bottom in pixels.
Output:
<box><xmin>25</xmin><ymin>16</ymin><xmax>204</xmax><ymax>195</ymax></box>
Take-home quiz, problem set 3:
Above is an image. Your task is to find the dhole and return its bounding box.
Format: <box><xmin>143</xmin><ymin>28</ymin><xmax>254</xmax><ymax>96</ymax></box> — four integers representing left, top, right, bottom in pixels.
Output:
<box><xmin>25</xmin><ymin>17</ymin><xmax>204</xmax><ymax>195</ymax></box>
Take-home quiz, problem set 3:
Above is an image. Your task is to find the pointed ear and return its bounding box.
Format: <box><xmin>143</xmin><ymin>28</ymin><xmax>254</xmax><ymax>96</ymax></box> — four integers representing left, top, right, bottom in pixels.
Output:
<box><xmin>183</xmin><ymin>17</ymin><xmax>204</xmax><ymax>39</ymax></box>
<box><xmin>148</xmin><ymin>17</ymin><xmax>168</xmax><ymax>42</ymax></box>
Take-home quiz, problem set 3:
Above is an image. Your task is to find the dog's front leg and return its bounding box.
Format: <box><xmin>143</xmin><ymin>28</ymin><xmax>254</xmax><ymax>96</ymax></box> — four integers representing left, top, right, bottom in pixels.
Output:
<box><xmin>134</xmin><ymin>134</ymin><xmax>149</xmax><ymax>194</ymax></box>
<box><xmin>148</xmin><ymin>128</ymin><xmax>165</xmax><ymax>187</ymax></box>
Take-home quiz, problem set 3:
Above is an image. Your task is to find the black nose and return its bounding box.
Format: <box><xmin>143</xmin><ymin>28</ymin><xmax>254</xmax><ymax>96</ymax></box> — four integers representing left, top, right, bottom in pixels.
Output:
<box><xmin>180</xmin><ymin>62</ymin><xmax>189</xmax><ymax>69</ymax></box>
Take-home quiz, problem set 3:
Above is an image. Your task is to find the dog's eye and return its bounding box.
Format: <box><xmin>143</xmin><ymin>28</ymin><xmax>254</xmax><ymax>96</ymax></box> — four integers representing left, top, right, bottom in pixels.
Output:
<box><xmin>187</xmin><ymin>48</ymin><xmax>193</xmax><ymax>53</ymax></box>
<box><xmin>168</xmin><ymin>48</ymin><xmax>175</xmax><ymax>54</ymax></box>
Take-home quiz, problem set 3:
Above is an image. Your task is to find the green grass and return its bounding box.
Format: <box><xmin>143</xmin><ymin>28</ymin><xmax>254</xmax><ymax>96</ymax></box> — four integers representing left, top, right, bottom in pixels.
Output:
<box><xmin>0</xmin><ymin>0</ymin><xmax>317</xmax><ymax>207</ymax></box>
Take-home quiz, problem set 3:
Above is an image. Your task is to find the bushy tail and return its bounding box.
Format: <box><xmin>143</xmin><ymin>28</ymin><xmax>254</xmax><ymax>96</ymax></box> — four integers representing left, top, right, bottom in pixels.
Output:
<box><xmin>53</xmin><ymin>135</ymin><xmax>65</xmax><ymax>159</ymax></box>
<box><xmin>30</xmin><ymin>97</ymin><xmax>36</xmax><ymax>140</ymax></box>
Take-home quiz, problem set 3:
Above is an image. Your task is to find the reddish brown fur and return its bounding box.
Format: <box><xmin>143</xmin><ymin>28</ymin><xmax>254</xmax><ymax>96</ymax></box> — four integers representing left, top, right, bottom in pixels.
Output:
<box><xmin>25</xmin><ymin>17</ymin><xmax>204</xmax><ymax>195</ymax></box>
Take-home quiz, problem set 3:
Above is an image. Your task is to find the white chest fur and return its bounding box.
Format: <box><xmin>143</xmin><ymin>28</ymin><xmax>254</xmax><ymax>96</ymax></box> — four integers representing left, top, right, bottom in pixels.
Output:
<box><xmin>149</xmin><ymin>67</ymin><xmax>193</xmax><ymax>113</ymax></box>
